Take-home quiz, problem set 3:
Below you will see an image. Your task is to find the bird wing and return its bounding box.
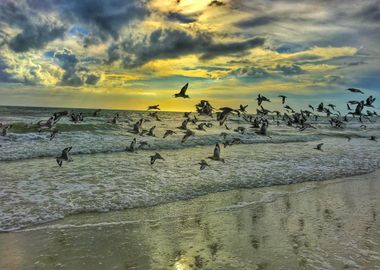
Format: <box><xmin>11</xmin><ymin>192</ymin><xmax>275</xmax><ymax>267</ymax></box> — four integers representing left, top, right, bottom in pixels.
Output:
<box><xmin>180</xmin><ymin>83</ymin><xmax>188</xmax><ymax>95</ymax></box>
<box><xmin>213</xmin><ymin>144</ymin><xmax>221</xmax><ymax>158</ymax></box>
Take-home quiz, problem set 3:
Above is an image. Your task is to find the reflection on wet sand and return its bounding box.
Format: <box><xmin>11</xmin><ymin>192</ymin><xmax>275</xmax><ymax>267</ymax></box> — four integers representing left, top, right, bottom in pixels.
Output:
<box><xmin>0</xmin><ymin>171</ymin><xmax>379</xmax><ymax>270</ymax></box>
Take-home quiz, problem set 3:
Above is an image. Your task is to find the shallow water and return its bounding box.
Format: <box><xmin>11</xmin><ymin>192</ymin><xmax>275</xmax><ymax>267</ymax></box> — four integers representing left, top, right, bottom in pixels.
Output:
<box><xmin>0</xmin><ymin>171</ymin><xmax>379</xmax><ymax>270</ymax></box>
<box><xmin>0</xmin><ymin>106</ymin><xmax>379</xmax><ymax>231</ymax></box>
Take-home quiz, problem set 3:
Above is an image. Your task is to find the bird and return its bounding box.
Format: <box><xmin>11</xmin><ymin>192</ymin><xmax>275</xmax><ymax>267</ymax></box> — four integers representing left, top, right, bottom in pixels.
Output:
<box><xmin>150</xmin><ymin>153</ymin><xmax>165</xmax><ymax>165</ymax></box>
<box><xmin>278</xmin><ymin>95</ymin><xmax>287</xmax><ymax>104</ymax></box>
<box><xmin>147</xmin><ymin>105</ymin><xmax>160</xmax><ymax>110</ymax></box>
<box><xmin>208</xmin><ymin>143</ymin><xmax>225</xmax><ymax>162</ymax></box>
<box><xmin>369</xmin><ymin>136</ymin><xmax>377</xmax><ymax>142</ymax></box>
<box><xmin>174</xmin><ymin>83</ymin><xmax>190</xmax><ymax>98</ymax></box>
<box><xmin>177</xmin><ymin>119</ymin><xmax>189</xmax><ymax>130</ymax></box>
<box><xmin>163</xmin><ymin>130</ymin><xmax>176</xmax><ymax>138</ymax></box>
<box><xmin>181</xmin><ymin>129</ymin><xmax>195</xmax><ymax>143</ymax></box>
<box><xmin>198</xmin><ymin>160</ymin><xmax>210</xmax><ymax>170</ymax></box>
<box><xmin>347</xmin><ymin>88</ymin><xmax>364</xmax><ymax>94</ymax></box>
<box><xmin>314</xmin><ymin>143</ymin><xmax>324</xmax><ymax>151</ymax></box>
<box><xmin>147</xmin><ymin>126</ymin><xmax>156</xmax><ymax>137</ymax></box>
<box><xmin>239</xmin><ymin>104</ymin><xmax>248</xmax><ymax>113</ymax></box>
<box><xmin>56</xmin><ymin>147</ymin><xmax>73</xmax><ymax>167</ymax></box>
<box><xmin>49</xmin><ymin>128</ymin><xmax>59</xmax><ymax>140</ymax></box>
<box><xmin>126</xmin><ymin>138</ymin><xmax>137</xmax><ymax>152</ymax></box>
<box><xmin>257</xmin><ymin>94</ymin><xmax>271</xmax><ymax>106</ymax></box>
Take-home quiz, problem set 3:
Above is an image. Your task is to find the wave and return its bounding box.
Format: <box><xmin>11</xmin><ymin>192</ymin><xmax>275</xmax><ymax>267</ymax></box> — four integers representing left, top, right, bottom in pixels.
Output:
<box><xmin>0</xmin><ymin>133</ymin><xmax>321</xmax><ymax>161</ymax></box>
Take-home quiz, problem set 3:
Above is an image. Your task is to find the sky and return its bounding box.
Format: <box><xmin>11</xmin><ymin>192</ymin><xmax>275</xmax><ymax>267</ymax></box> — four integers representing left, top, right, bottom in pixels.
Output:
<box><xmin>0</xmin><ymin>0</ymin><xmax>379</xmax><ymax>112</ymax></box>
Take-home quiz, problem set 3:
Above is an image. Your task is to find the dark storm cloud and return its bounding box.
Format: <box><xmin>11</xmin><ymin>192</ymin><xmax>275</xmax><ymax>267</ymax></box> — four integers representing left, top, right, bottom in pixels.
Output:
<box><xmin>9</xmin><ymin>23</ymin><xmax>65</xmax><ymax>52</ymax></box>
<box><xmin>50</xmin><ymin>49</ymin><xmax>100</xmax><ymax>86</ymax></box>
<box><xmin>0</xmin><ymin>0</ymin><xmax>66</xmax><ymax>52</ymax></box>
<box><xmin>53</xmin><ymin>0</ymin><xmax>149</xmax><ymax>40</ymax></box>
<box><xmin>235</xmin><ymin>16</ymin><xmax>277</xmax><ymax>28</ymax></box>
<box><xmin>166</xmin><ymin>12</ymin><xmax>197</xmax><ymax>23</ymax></box>
<box><xmin>112</xmin><ymin>28</ymin><xmax>265</xmax><ymax>67</ymax></box>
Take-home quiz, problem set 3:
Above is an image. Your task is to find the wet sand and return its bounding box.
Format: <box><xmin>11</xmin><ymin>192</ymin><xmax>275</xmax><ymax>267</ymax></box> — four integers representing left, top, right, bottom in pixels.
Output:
<box><xmin>0</xmin><ymin>171</ymin><xmax>379</xmax><ymax>270</ymax></box>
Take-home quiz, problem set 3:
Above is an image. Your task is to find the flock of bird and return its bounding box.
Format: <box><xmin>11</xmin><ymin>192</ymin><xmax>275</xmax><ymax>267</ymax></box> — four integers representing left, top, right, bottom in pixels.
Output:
<box><xmin>0</xmin><ymin>83</ymin><xmax>378</xmax><ymax>169</ymax></box>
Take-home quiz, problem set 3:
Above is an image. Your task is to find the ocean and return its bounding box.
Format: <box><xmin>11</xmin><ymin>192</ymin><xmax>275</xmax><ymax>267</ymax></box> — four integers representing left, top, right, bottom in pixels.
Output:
<box><xmin>0</xmin><ymin>105</ymin><xmax>379</xmax><ymax>232</ymax></box>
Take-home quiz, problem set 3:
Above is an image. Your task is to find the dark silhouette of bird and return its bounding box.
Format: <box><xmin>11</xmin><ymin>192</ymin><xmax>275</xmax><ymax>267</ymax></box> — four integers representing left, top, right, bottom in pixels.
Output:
<box><xmin>278</xmin><ymin>95</ymin><xmax>287</xmax><ymax>104</ymax></box>
<box><xmin>208</xmin><ymin>143</ymin><xmax>225</xmax><ymax>162</ymax></box>
<box><xmin>150</xmin><ymin>153</ymin><xmax>165</xmax><ymax>165</ymax></box>
<box><xmin>163</xmin><ymin>130</ymin><xmax>176</xmax><ymax>138</ymax></box>
<box><xmin>181</xmin><ymin>129</ymin><xmax>195</xmax><ymax>143</ymax></box>
<box><xmin>314</xmin><ymin>143</ymin><xmax>324</xmax><ymax>151</ymax></box>
<box><xmin>198</xmin><ymin>160</ymin><xmax>210</xmax><ymax>170</ymax></box>
<box><xmin>147</xmin><ymin>105</ymin><xmax>160</xmax><ymax>110</ymax></box>
<box><xmin>174</xmin><ymin>83</ymin><xmax>190</xmax><ymax>98</ymax></box>
<box><xmin>347</xmin><ymin>88</ymin><xmax>364</xmax><ymax>94</ymax></box>
<box><xmin>56</xmin><ymin>147</ymin><xmax>73</xmax><ymax>167</ymax></box>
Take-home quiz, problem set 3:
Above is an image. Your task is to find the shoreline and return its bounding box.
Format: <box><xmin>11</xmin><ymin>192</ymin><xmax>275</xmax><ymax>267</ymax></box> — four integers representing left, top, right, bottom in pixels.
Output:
<box><xmin>1</xmin><ymin>170</ymin><xmax>380</xmax><ymax>269</ymax></box>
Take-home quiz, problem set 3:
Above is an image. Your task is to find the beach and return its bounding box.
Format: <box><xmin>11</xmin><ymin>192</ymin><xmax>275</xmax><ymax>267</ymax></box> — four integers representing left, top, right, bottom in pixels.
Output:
<box><xmin>1</xmin><ymin>170</ymin><xmax>379</xmax><ymax>270</ymax></box>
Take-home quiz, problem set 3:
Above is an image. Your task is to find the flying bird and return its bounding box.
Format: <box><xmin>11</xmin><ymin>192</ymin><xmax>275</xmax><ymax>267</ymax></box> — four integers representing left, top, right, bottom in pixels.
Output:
<box><xmin>198</xmin><ymin>160</ymin><xmax>210</xmax><ymax>170</ymax></box>
<box><xmin>56</xmin><ymin>147</ymin><xmax>73</xmax><ymax>167</ymax></box>
<box><xmin>181</xmin><ymin>129</ymin><xmax>195</xmax><ymax>143</ymax></box>
<box><xmin>347</xmin><ymin>88</ymin><xmax>364</xmax><ymax>94</ymax></box>
<box><xmin>147</xmin><ymin>105</ymin><xmax>160</xmax><ymax>110</ymax></box>
<box><xmin>278</xmin><ymin>95</ymin><xmax>287</xmax><ymax>104</ymax></box>
<box><xmin>150</xmin><ymin>153</ymin><xmax>165</xmax><ymax>165</ymax></box>
<box><xmin>174</xmin><ymin>83</ymin><xmax>190</xmax><ymax>98</ymax></box>
<box><xmin>208</xmin><ymin>143</ymin><xmax>225</xmax><ymax>162</ymax></box>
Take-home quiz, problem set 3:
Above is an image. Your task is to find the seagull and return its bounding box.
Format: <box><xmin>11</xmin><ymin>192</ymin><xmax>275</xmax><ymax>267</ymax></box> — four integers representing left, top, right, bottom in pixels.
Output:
<box><xmin>147</xmin><ymin>126</ymin><xmax>156</xmax><ymax>137</ymax></box>
<box><xmin>174</xmin><ymin>83</ymin><xmax>190</xmax><ymax>98</ymax></box>
<box><xmin>177</xmin><ymin>119</ymin><xmax>189</xmax><ymax>130</ymax></box>
<box><xmin>147</xmin><ymin>105</ymin><xmax>160</xmax><ymax>110</ymax></box>
<box><xmin>257</xmin><ymin>94</ymin><xmax>270</xmax><ymax>106</ymax></box>
<box><xmin>198</xmin><ymin>160</ymin><xmax>210</xmax><ymax>170</ymax></box>
<box><xmin>369</xmin><ymin>136</ymin><xmax>377</xmax><ymax>142</ymax></box>
<box><xmin>314</xmin><ymin>143</ymin><xmax>324</xmax><ymax>151</ymax></box>
<box><xmin>278</xmin><ymin>95</ymin><xmax>287</xmax><ymax>104</ymax></box>
<box><xmin>308</xmin><ymin>105</ymin><xmax>314</xmax><ymax>111</ymax></box>
<box><xmin>126</xmin><ymin>138</ymin><xmax>137</xmax><ymax>152</ymax></box>
<box><xmin>347</xmin><ymin>88</ymin><xmax>364</xmax><ymax>94</ymax></box>
<box><xmin>49</xmin><ymin>128</ymin><xmax>59</xmax><ymax>140</ymax></box>
<box><xmin>181</xmin><ymin>129</ymin><xmax>195</xmax><ymax>143</ymax></box>
<box><xmin>150</xmin><ymin>153</ymin><xmax>165</xmax><ymax>165</ymax></box>
<box><xmin>56</xmin><ymin>147</ymin><xmax>73</xmax><ymax>167</ymax></box>
<box><xmin>239</xmin><ymin>104</ymin><xmax>248</xmax><ymax>113</ymax></box>
<box><xmin>1</xmin><ymin>125</ymin><xmax>12</xmax><ymax>136</ymax></box>
<box><xmin>208</xmin><ymin>143</ymin><xmax>225</xmax><ymax>163</ymax></box>
<box><xmin>163</xmin><ymin>130</ymin><xmax>176</xmax><ymax>138</ymax></box>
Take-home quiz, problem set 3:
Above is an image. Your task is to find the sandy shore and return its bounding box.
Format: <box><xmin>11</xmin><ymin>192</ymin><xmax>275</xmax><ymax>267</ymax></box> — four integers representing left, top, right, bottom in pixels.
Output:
<box><xmin>0</xmin><ymin>171</ymin><xmax>379</xmax><ymax>270</ymax></box>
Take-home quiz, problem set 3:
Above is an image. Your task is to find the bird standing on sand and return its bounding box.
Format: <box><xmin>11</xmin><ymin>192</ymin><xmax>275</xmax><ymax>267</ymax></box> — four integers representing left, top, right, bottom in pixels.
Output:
<box><xmin>208</xmin><ymin>143</ymin><xmax>225</xmax><ymax>163</ymax></box>
<box><xmin>150</xmin><ymin>153</ymin><xmax>165</xmax><ymax>165</ymax></box>
<box><xmin>174</xmin><ymin>83</ymin><xmax>190</xmax><ymax>98</ymax></box>
<box><xmin>56</xmin><ymin>147</ymin><xmax>73</xmax><ymax>167</ymax></box>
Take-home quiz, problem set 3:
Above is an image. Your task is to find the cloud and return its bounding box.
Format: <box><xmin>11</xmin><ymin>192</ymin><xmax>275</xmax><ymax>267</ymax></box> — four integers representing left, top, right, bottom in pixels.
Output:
<box><xmin>235</xmin><ymin>16</ymin><xmax>277</xmax><ymax>28</ymax></box>
<box><xmin>166</xmin><ymin>12</ymin><xmax>197</xmax><ymax>23</ymax></box>
<box><xmin>111</xmin><ymin>28</ymin><xmax>265</xmax><ymax>67</ymax></box>
<box><xmin>275</xmin><ymin>64</ymin><xmax>304</xmax><ymax>75</ymax></box>
<box><xmin>54</xmin><ymin>0</ymin><xmax>149</xmax><ymax>40</ymax></box>
<box><xmin>229</xmin><ymin>67</ymin><xmax>269</xmax><ymax>78</ymax></box>
<box><xmin>9</xmin><ymin>23</ymin><xmax>65</xmax><ymax>52</ymax></box>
